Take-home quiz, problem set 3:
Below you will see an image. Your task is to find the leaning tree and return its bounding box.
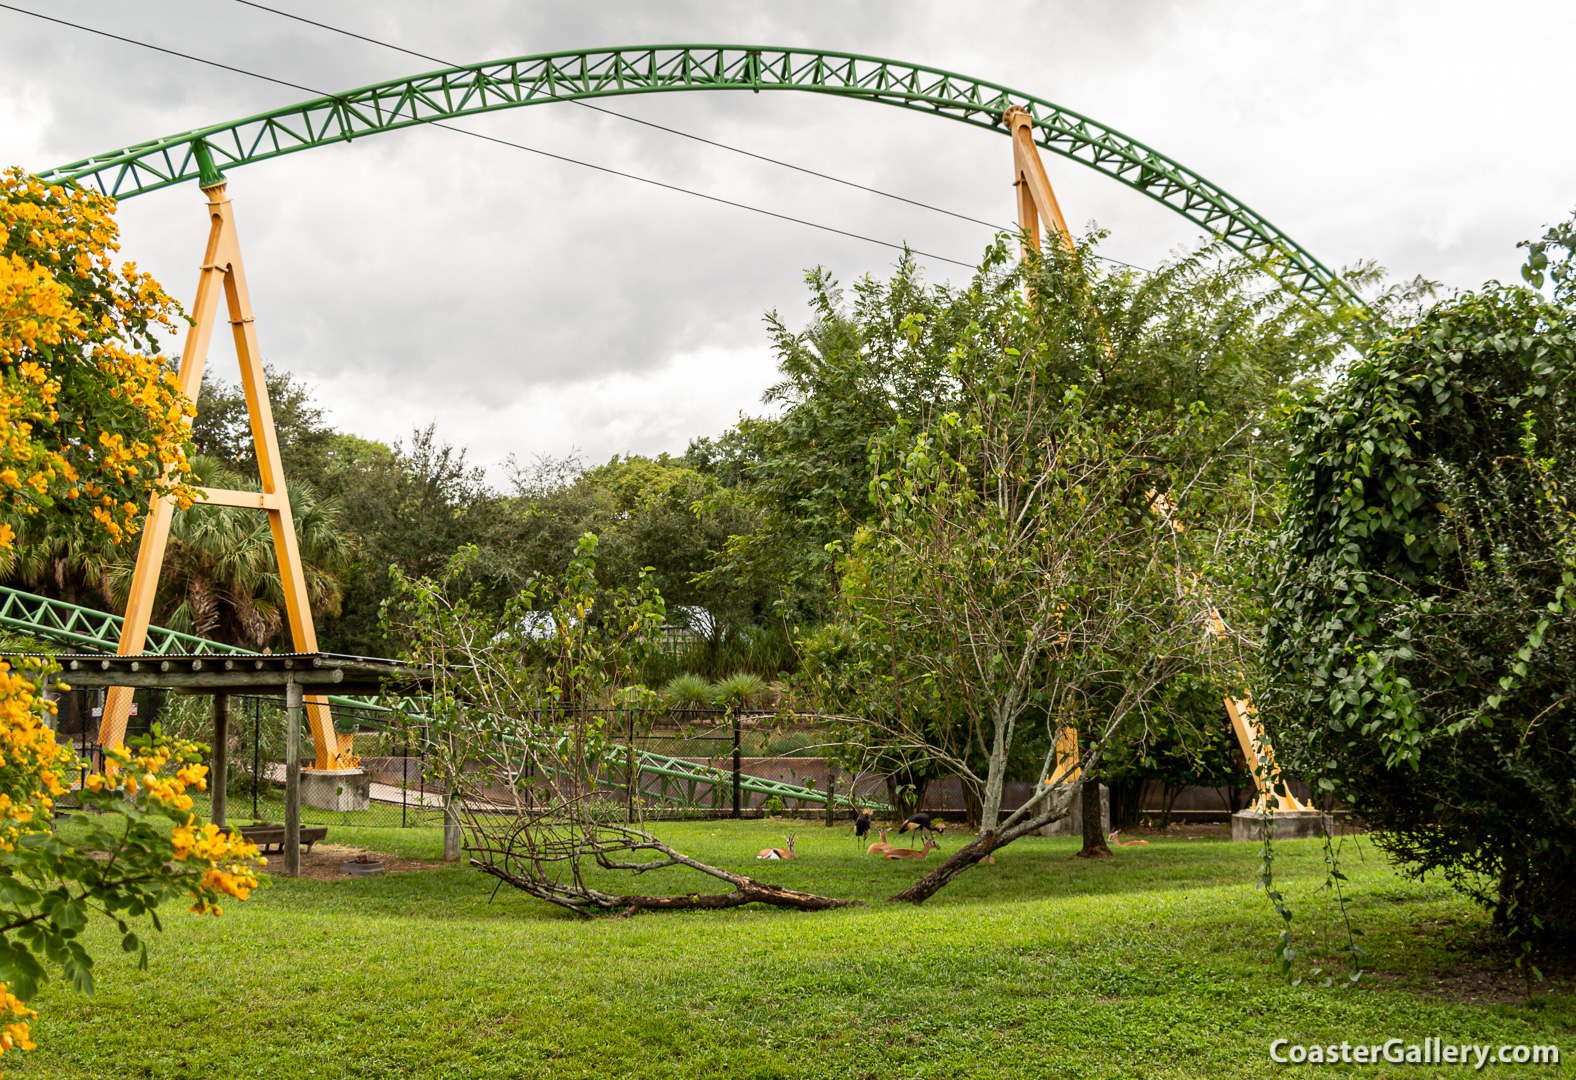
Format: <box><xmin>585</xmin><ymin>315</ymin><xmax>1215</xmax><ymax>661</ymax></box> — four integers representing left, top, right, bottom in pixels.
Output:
<box><xmin>383</xmin><ymin>536</ymin><xmax>856</xmax><ymax>916</ymax></box>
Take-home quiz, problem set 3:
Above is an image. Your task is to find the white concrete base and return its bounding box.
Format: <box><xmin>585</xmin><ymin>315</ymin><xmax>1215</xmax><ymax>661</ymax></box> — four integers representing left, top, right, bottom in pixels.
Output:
<box><xmin>1037</xmin><ymin>783</ymin><xmax>1109</xmax><ymax>838</ymax></box>
<box><xmin>1231</xmin><ymin>809</ymin><xmax>1333</xmax><ymax>842</ymax></box>
<box><xmin>301</xmin><ymin>768</ymin><xmax>370</xmax><ymax>812</ymax></box>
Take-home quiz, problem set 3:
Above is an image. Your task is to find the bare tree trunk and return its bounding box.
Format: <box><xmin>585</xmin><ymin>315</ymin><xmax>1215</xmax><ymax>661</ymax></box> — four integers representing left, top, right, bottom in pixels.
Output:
<box><xmin>1078</xmin><ymin>771</ymin><xmax>1111</xmax><ymax>858</ymax></box>
<box><xmin>888</xmin><ymin>832</ymin><xmax>1006</xmax><ymax>904</ymax></box>
<box><xmin>979</xmin><ymin>719</ymin><xmax>1009</xmax><ymax>831</ymax></box>
<box><xmin>465</xmin><ymin>822</ymin><xmax>861</xmax><ymax>917</ymax></box>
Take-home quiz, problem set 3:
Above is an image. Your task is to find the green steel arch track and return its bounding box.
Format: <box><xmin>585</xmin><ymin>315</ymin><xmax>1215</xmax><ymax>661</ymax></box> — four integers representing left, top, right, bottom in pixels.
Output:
<box><xmin>37</xmin><ymin>45</ymin><xmax>1353</xmax><ymax>307</ymax></box>
<box><xmin>0</xmin><ymin>585</ymin><xmax>885</xmax><ymax>810</ymax></box>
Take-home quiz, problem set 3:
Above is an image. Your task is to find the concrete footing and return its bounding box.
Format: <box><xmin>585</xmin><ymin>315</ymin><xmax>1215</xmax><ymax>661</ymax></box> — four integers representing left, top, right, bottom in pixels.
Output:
<box><xmin>1037</xmin><ymin>783</ymin><xmax>1109</xmax><ymax>838</ymax></box>
<box><xmin>1231</xmin><ymin>809</ymin><xmax>1333</xmax><ymax>842</ymax></box>
<box><xmin>301</xmin><ymin>768</ymin><xmax>370</xmax><ymax>812</ymax></box>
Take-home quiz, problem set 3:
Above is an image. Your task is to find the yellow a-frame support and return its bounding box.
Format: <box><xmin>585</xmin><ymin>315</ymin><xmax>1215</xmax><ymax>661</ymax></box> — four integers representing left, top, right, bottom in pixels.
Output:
<box><xmin>99</xmin><ymin>178</ymin><xmax>346</xmax><ymax>771</ymax></box>
<box><xmin>1006</xmin><ymin>107</ymin><xmax>1308</xmax><ymax>813</ymax></box>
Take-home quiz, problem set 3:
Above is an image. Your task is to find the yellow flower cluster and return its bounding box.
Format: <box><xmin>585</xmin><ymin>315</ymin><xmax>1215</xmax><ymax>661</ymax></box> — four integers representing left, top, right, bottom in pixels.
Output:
<box><xmin>0</xmin><ymin>662</ymin><xmax>266</xmax><ymax>1074</ymax></box>
<box><xmin>79</xmin><ymin>745</ymin><xmax>264</xmax><ymax>920</ymax></box>
<box><xmin>0</xmin><ymin>663</ymin><xmax>69</xmax><ymax>852</ymax></box>
<box><xmin>0</xmin><ymin>167</ymin><xmax>196</xmax><ymax>548</ymax></box>
<box><xmin>0</xmin><ymin>982</ymin><xmax>35</xmax><ymax>1069</ymax></box>
<box><xmin>170</xmin><ymin>820</ymin><xmax>263</xmax><ymax>915</ymax></box>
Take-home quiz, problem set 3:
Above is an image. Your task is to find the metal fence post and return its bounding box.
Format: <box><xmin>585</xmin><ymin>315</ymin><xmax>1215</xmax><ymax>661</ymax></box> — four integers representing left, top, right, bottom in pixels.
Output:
<box><xmin>252</xmin><ymin>697</ymin><xmax>260</xmax><ymax>822</ymax></box>
<box><xmin>442</xmin><ymin>728</ymin><xmax>462</xmax><ymax>861</ymax></box>
<box><xmin>626</xmin><ymin>710</ymin><xmax>636</xmax><ymax>824</ymax></box>
<box><xmin>825</xmin><ymin>760</ymin><xmax>838</xmax><ymax>827</ymax></box>
<box><xmin>731</xmin><ymin>713</ymin><xmax>742</xmax><ymax>819</ymax></box>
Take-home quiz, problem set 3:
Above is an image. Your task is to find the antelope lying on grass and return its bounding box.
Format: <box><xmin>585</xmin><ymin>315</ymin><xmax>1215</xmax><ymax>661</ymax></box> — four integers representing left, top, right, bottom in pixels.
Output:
<box><xmin>757</xmin><ymin>835</ymin><xmax>797</xmax><ymax>860</ymax></box>
<box><xmin>883</xmin><ymin>836</ymin><xmax>939</xmax><ymax>861</ymax></box>
<box><xmin>865</xmin><ymin>827</ymin><xmax>893</xmax><ymax>856</ymax></box>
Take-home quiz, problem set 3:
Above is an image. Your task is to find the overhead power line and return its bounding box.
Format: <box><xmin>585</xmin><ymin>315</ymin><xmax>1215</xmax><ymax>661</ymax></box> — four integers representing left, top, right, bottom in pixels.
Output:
<box><xmin>221</xmin><ymin>0</ymin><xmax>1154</xmax><ymax>274</ymax></box>
<box><xmin>227</xmin><ymin>0</ymin><xmax>1011</xmax><ymax>233</ymax></box>
<box><xmin>0</xmin><ymin>3</ymin><xmax>976</xmax><ymax>268</ymax></box>
<box><xmin>0</xmin><ymin>2</ymin><xmax>320</xmax><ymax>95</ymax></box>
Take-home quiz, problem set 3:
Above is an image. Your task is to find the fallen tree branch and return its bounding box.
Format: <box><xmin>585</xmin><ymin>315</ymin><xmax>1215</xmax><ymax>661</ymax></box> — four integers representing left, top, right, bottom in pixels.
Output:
<box><xmin>472</xmin><ymin>858</ymin><xmax>860</xmax><ymax>914</ymax></box>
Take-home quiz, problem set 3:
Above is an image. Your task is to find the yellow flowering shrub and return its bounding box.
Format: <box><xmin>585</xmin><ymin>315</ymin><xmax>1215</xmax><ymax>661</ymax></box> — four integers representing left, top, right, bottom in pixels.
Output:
<box><xmin>0</xmin><ymin>658</ymin><xmax>265</xmax><ymax>1073</ymax></box>
<box><xmin>0</xmin><ymin>167</ymin><xmax>196</xmax><ymax>552</ymax></box>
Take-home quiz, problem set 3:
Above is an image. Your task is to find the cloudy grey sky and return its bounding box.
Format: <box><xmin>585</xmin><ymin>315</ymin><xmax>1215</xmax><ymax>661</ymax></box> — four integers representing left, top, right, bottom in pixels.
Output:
<box><xmin>4</xmin><ymin>2</ymin><xmax>1573</xmax><ymax>480</ymax></box>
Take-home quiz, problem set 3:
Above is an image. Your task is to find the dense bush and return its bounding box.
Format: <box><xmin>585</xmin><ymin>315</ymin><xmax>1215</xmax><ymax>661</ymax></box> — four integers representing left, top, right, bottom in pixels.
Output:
<box><xmin>1265</xmin><ymin>277</ymin><xmax>1576</xmax><ymax>945</ymax></box>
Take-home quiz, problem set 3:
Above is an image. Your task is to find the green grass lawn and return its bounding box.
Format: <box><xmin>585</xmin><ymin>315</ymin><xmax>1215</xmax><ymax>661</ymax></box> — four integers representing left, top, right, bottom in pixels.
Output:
<box><xmin>15</xmin><ymin>820</ymin><xmax>1575</xmax><ymax>1079</ymax></box>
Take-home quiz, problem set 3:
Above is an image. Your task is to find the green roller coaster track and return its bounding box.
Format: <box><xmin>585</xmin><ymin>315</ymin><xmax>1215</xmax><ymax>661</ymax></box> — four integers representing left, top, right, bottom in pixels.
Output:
<box><xmin>38</xmin><ymin>44</ymin><xmax>1352</xmax><ymax>307</ymax></box>
<box><xmin>0</xmin><ymin>585</ymin><xmax>886</xmax><ymax>810</ymax></box>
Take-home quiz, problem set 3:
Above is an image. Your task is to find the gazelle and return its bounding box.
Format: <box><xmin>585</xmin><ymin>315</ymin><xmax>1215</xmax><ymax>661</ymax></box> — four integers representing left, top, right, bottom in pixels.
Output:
<box><xmin>883</xmin><ymin>836</ymin><xmax>940</xmax><ymax>861</ymax></box>
<box><xmin>757</xmin><ymin>835</ymin><xmax>797</xmax><ymax>860</ymax></box>
<box><xmin>865</xmin><ymin>827</ymin><xmax>894</xmax><ymax>856</ymax></box>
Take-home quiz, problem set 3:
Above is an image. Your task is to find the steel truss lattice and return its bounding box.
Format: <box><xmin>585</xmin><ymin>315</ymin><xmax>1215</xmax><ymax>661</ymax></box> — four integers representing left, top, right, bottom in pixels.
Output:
<box><xmin>36</xmin><ymin>45</ymin><xmax>1352</xmax><ymax>306</ymax></box>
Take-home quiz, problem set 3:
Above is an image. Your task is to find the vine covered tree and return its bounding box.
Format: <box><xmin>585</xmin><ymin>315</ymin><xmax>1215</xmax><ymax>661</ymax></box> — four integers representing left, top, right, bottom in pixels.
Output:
<box><xmin>1265</xmin><ymin>224</ymin><xmax>1576</xmax><ymax>945</ymax></box>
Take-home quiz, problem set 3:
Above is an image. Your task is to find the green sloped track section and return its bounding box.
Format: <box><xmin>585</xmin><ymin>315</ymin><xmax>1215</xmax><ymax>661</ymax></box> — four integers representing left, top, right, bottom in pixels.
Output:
<box><xmin>38</xmin><ymin>44</ymin><xmax>1353</xmax><ymax>308</ymax></box>
<box><xmin>0</xmin><ymin>585</ymin><xmax>883</xmax><ymax>809</ymax></box>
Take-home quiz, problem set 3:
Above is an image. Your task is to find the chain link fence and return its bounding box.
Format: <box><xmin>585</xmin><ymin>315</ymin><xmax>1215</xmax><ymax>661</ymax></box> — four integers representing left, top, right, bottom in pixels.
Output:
<box><xmin>47</xmin><ymin>692</ymin><xmax>885</xmax><ymax>827</ymax></box>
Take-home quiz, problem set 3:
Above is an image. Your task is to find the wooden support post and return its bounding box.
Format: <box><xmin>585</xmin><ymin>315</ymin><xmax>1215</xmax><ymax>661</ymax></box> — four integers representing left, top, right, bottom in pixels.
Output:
<box><xmin>1054</xmin><ymin>725</ymin><xmax>1081</xmax><ymax>785</ymax></box>
<box><xmin>284</xmin><ymin>678</ymin><xmax>302</xmax><ymax>877</ymax></box>
<box><xmin>211</xmin><ymin>693</ymin><xmax>229</xmax><ymax>829</ymax></box>
<box><xmin>1225</xmin><ymin>695</ymin><xmax>1310</xmax><ymax>813</ymax></box>
<box><xmin>1006</xmin><ymin>105</ymin><xmax>1074</xmax><ymax>257</ymax></box>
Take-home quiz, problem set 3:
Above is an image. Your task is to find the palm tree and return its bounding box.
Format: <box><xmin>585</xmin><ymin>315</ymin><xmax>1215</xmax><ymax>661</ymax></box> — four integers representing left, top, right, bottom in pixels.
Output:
<box><xmin>0</xmin><ymin>505</ymin><xmax>123</xmax><ymax>610</ymax></box>
<box><xmin>107</xmin><ymin>457</ymin><xmax>353</xmax><ymax>651</ymax></box>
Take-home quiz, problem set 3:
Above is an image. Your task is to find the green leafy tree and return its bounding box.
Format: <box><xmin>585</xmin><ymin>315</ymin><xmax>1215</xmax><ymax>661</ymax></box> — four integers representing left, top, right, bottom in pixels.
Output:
<box><xmin>191</xmin><ymin>366</ymin><xmax>338</xmax><ymax>490</ymax></box>
<box><xmin>801</xmin><ymin>243</ymin><xmax>1302</xmax><ymax>903</ymax></box>
<box><xmin>696</xmin><ymin>257</ymin><xmax>989</xmax><ymax>621</ymax></box>
<box><xmin>320</xmin><ymin>425</ymin><xmax>500</xmax><ymax>655</ymax></box>
<box><xmin>491</xmin><ymin>453</ymin><xmax>777</xmax><ymax>675</ymax></box>
<box><xmin>798</xmin><ymin>231</ymin><xmax>1355</xmax><ymax>869</ymax></box>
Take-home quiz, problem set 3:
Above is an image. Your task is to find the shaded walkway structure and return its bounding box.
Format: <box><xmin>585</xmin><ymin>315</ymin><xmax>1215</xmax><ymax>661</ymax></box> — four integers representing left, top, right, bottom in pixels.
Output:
<box><xmin>36</xmin><ymin>652</ymin><xmax>432</xmax><ymax>877</ymax></box>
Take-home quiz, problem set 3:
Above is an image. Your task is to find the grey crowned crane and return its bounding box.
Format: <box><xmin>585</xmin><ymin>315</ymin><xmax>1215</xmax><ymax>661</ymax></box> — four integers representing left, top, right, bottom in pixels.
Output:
<box><xmin>897</xmin><ymin>812</ymin><xmax>947</xmax><ymax>847</ymax></box>
<box><xmin>853</xmin><ymin>810</ymin><xmax>873</xmax><ymax>844</ymax></box>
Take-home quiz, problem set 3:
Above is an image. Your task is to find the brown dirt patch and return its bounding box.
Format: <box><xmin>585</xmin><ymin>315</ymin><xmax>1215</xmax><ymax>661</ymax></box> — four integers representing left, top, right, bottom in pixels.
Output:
<box><xmin>1114</xmin><ymin>822</ymin><xmax>1233</xmax><ymax>841</ymax></box>
<box><xmin>1365</xmin><ymin>965</ymin><xmax>1573</xmax><ymax>1005</ymax></box>
<box><xmin>1112</xmin><ymin>819</ymin><xmax>1369</xmax><ymax>841</ymax></box>
<box><xmin>275</xmin><ymin>842</ymin><xmax>446</xmax><ymax>881</ymax></box>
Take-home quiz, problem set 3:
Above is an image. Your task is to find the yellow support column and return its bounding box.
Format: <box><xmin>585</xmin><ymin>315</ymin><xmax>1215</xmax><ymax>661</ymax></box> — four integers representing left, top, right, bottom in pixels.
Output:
<box><xmin>101</xmin><ymin>180</ymin><xmax>342</xmax><ymax>769</ymax></box>
<box><xmin>1010</xmin><ymin>117</ymin><xmax>1308</xmax><ymax>818</ymax></box>
<box><xmin>1007</xmin><ymin>105</ymin><xmax>1074</xmax><ymax>257</ymax></box>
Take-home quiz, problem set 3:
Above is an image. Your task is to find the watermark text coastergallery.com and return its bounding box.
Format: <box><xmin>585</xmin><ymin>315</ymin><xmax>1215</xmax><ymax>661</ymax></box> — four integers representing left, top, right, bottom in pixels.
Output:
<box><xmin>1269</xmin><ymin>1038</ymin><xmax>1561</xmax><ymax>1069</ymax></box>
